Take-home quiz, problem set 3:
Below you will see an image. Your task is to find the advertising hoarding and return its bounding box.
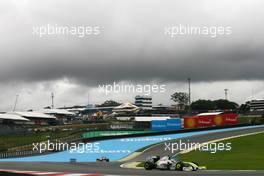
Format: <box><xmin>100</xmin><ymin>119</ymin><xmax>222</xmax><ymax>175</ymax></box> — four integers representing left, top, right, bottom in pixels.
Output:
<box><xmin>151</xmin><ymin>120</ymin><xmax>167</xmax><ymax>131</ymax></box>
<box><xmin>166</xmin><ymin>118</ymin><xmax>182</xmax><ymax>131</ymax></box>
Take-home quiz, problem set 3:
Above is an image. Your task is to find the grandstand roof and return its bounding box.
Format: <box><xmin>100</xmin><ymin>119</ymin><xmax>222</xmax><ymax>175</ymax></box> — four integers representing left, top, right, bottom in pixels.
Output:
<box><xmin>0</xmin><ymin>114</ymin><xmax>30</xmax><ymax>121</ymax></box>
<box><xmin>114</xmin><ymin>102</ymin><xmax>139</xmax><ymax>109</ymax></box>
<box><xmin>40</xmin><ymin>109</ymin><xmax>75</xmax><ymax>115</ymax></box>
<box><xmin>9</xmin><ymin>111</ymin><xmax>56</xmax><ymax>119</ymax></box>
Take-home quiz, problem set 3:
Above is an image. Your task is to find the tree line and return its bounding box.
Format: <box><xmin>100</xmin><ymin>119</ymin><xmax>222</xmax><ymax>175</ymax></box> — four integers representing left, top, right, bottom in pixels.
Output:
<box><xmin>171</xmin><ymin>92</ymin><xmax>249</xmax><ymax>113</ymax></box>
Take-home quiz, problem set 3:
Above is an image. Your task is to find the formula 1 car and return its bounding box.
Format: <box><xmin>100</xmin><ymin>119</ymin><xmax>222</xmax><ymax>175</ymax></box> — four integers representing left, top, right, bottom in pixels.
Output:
<box><xmin>96</xmin><ymin>156</ymin><xmax>110</xmax><ymax>162</ymax></box>
<box><xmin>144</xmin><ymin>154</ymin><xmax>206</xmax><ymax>171</ymax></box>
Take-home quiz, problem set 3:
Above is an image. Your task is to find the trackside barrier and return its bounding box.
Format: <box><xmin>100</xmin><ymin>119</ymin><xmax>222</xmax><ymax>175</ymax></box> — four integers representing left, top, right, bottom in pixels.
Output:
<box><xmin>0</xmin><ymin>150</ymin><xmax>40</xmax><ymax>158</ymax></box>
<box><xmin>0</xmin><ymin>134</ymin><xmax>82</xmax><ymax>159</ymax></box>
<box><xmin>82</xmin><ymin>123</ymin><xmax>257</xmax><ymax>143</ymax></box>
<box><xmin>82</xmin><ymin>130</ymin><xmax>150</xmax><ymax>138</ymax></box>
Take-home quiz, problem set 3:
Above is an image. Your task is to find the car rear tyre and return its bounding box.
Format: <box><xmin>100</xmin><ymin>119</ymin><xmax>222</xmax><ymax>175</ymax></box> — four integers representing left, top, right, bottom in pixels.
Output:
<box><xmin>144</xmin><ymin>162</ymin><xmax>154</xmax><ymax>170</ymax></box>
<box><xmin>175</xmin><ymin>162</ymin><xmax>184</xmax><ymax>171</ymax></box>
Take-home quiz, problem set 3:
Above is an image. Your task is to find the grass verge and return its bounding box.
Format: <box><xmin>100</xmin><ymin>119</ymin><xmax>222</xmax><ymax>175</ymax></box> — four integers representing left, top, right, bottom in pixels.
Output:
<box><xmin>180</xmin><ymin>132</ymin><xmax>264</xmax><ymax>170</ymax></box>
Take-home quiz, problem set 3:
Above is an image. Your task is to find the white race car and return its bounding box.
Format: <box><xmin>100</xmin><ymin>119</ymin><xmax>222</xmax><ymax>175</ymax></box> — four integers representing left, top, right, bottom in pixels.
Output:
<box><xmin>144</xmin><ymin>154</ymin><xmax>206</xmax><ymax>171</ymax></box>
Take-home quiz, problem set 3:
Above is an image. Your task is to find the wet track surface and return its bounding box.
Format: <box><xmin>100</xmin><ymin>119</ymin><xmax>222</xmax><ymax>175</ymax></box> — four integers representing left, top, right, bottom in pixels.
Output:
<box><xmin>0</xmin><ymin>126</ymin><xmax>264</xmax><ymax>176</ymax></box>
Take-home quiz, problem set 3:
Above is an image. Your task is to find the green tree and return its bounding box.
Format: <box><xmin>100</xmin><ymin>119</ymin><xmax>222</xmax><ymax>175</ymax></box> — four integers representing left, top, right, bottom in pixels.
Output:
<box><xmin>171</xmin><ymin>92</ymin><xmax>189</xmax><ymax>110</ymax></box>
<box><xmin>214</xmin><ymin>99</ymin><xmax>238</xmax><ymax>110</ymax></box>
<box><xmin>190</xmin><ymin>99</ymin><xmax>239</xmax><ymax>111</ymax></box>
<box><xmin>191</xmin><ymin>99</ymin><xmax>216</xmax><ymax>111</ymax></box>
<box><xmin>239</xmin><ymin>101</ymin><xmax>250</xmax><ymax>113</ymax></box>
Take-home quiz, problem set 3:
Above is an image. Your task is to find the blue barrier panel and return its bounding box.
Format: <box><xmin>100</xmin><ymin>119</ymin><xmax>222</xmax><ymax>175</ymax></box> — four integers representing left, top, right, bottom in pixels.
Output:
<box><xmin>166</xmin><ymin>118</ymin><xmax>182</xmax><ymax>131</ymax></box>
<box><xmin>151</xmin><ymin>120</ymin><xmax>167</xmax><ymax>131</ymax></box>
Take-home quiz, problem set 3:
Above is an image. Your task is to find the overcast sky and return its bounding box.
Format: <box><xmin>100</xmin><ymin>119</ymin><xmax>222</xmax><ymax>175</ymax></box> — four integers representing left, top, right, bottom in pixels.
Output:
<box><xmin>0</xmin><ymin>0</ymin><xmax>264</xmax><ymax>111</ymax></box>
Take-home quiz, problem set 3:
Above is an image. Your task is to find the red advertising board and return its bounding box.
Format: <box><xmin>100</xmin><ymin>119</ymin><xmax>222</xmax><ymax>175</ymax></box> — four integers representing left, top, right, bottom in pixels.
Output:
<box><xmin>196</xmin><ymin>115</ymin><xmax>213</xmax><ymax>128</ymax></box>
<box><xmin>184</xmin><ymin>117</ymin><xmax>197</xmax><ymax>128</ymax></box>
<box><xmin>212</xmin><ymin>115</ymin><xmax>225</xmax><ymax>126</ymax></box>
<box><xmin>184</xmin><ymin>113</ymin><xmax>238</xmax><ymax>129</ymax></box>
<box><xmin>223</xmin><ymin>113</ymin><xmax>238</xmax><ymax>125</ymax></box>
<box><xmin>212</xmin><ymin>113</ymin><xmax>238</xmax><ymax>126</ymax></box>
<box><xmin>184</xmin><ymin>115</ymin><xmax>213</xmax><ymax>128</ymax></box>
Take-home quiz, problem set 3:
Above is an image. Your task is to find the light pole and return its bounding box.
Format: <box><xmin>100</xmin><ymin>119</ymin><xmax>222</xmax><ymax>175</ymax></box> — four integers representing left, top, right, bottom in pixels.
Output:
<box><xmin>188</xmin><ymin>78</ymin><xmax>191</xmax><ymax>114</ymax></box>
<box><xmin>224</xmin><ymin>89</ymin><xmax>228</xmax><ymax>100</ymax></box>
<box><xmin>13</xmin><ymin>94</ymin><xmax>19</xmax><ymax>111</ymax></box>
<box><xmin>51</xmin><ymin>92</ymin><xmax>54</xmax><ymax>109</ymax></box>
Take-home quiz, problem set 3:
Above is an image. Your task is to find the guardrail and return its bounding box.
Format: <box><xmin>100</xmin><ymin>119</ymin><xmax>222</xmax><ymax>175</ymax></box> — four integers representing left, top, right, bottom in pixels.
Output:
<box><xmin>0</xmin><ymin>133</ymin><xmax>82</xmax><ymax>159</ymax></box>
<box><xmin>0</xmin><ymin>150</ymin><xmax>40</xmax><ymax>159</ymax></box>
<box><xmin>82</xmin><ymin>130</ymin><xmax>151</xmax><ymax>138</ymax></box>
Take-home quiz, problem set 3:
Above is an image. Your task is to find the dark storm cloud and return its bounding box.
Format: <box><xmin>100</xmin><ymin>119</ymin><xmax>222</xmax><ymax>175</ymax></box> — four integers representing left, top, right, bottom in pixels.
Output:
<box><xmin>0</xmin><ymin>0</ymin><xmax>264</xmax><ymax>87</ymax></box>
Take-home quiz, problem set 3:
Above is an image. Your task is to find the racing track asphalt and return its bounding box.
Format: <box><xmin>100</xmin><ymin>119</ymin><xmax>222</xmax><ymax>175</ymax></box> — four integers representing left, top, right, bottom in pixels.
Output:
<box><xmin>0</xmin><ymin>126</ymin><xmax>264</xmax><ymax>176</ymax></box>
